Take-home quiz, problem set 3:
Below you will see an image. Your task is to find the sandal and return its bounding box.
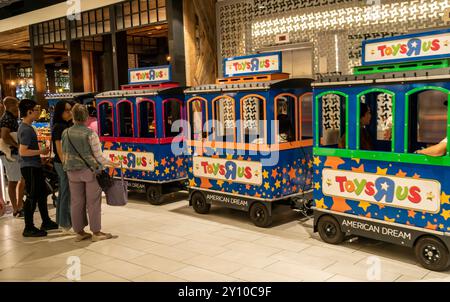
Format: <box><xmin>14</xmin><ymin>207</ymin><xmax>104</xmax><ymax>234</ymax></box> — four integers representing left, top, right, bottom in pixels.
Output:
<box><xmin>75</xmin><ymin>232</ymin><xmax>92</xmax><ymax>242</ymax></box>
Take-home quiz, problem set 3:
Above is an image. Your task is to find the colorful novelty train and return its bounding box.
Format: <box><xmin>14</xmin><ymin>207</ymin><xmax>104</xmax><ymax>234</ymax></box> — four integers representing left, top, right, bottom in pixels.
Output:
<box><xmin>43</xmin><ymin>28</ymin><xmax>450</xmax><ymax>271</ymax></box>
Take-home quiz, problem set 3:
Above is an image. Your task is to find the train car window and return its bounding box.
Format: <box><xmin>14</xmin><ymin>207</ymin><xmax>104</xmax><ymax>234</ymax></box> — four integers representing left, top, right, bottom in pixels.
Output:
<box><xmin>275</xmin><ymin>95</ymin><xmax>296</xmax><ymax>143</ymax></box>
<box><xmin>188</xmin><ymin>99</ymin><xmax>207</xmax><ymax>141</ymax></box>
<box><xmin>242</xmin><ymin>96</ymin><xmax>266</xmax><ymax>144</ymax></box>
<box><xmin>408</xmin><ymin>90</ymin><xmax>448</xmax><ymax>153</ymax></box>
<box><xmin>319</xmin><ymin>93</ymin><xmax>346</xmax><ymax>148</ymax></box>
<box><xmin>213</xmin><ymin>97</ymin><xmax>235</xmax><ymax>143</ymax></box>
<box><xmin>138</xmin><ymin>101</ymin><xmax>156</xmax><ymax>138</ymax></box>
<box><xmin>164</xmin><ymin>99</ymin><xmax>182</xmax><ymax>138</ymax></box>
<box><xmin>118</xmin><ymin>101</ymin><xmax>134</xmax><ymax>137</ymax></box>
<box><xmin>99</xmin><ymin>102</ymin><xmax>114</xmax><ymax>137</ymax></box>
<box><xmin>359</xmin><ymin>92</ymin><xmax>393</xmax><ymax>152</ymax></box>
<box><xmin>301</xmin><ymin>94</ymin><xmax>313</xmax><ymax>140</ymax></box>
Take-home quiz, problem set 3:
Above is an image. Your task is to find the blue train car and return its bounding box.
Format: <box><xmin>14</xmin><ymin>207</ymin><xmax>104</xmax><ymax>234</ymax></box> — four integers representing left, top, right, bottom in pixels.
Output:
<box><xmin>312</xmin><ymin>29</ymin><xmax>450</xmax><ymax>271</ymax></box>
<box><xmin>185</xmin><ymin>52</ymin><xmax>314</xmax><ymax>227</ymax></box>
<box><xmin>95</xmin><ymin>66</ymin><xmax>187</xmax><ymax>205</ymax></box>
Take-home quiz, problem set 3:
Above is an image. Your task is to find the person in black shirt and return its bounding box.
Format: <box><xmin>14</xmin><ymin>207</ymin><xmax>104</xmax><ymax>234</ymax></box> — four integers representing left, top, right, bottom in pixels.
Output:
<box><xmin>0</xmin><ymin>97</ymin><xmax>25</xmax><ymax>217</ymax></box>
<box><xmin>52</xmin><ymin>101</ymin><xmax>73</xmax><ymax>233</ymax></box>
<box><xmin>339</xmin><ymin>103</ymin><xmax>374</xmax><ymax>150</ymax></box>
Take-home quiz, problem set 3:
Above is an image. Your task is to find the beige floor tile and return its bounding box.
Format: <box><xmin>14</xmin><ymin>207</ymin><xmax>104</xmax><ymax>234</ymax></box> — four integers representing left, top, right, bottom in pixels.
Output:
<box><xmin>216</xmin><ymin>250</ymin><xmax>278</xmax><ymax>269</ymax></box>
<box><xmin>80</xmin><ymin>270</ymin><xmax>129</xmax><ymax>282</ymax></box>
<box><xmin>253</xmin><ymin>236</ymin><xmax>311</xmax><ymax>253</ymax></box>
<box><xmin>323</xmin><ymin>261</ymin><xmax>401</xmax><ymax>282</ymax></box>
<box><xmin>269</xmin><ymin>250</ymin><xmax>336</xmax><ymax>270</ymax></box>
<box><xmin>129</xmin><ymin>253</ymin><xmax>187</xmax><ymax>273</ymax></box>
<box><xmin>422</xmin><ymin>271</ymin><xmax>450</xmax><ymax>281</ymax></box>
<box><xmin>86</xmin><ymin>242</ymin><xmax>146</xmax><ymax>261</ymax></box>
<box><xmin>183</xmin><ymin>233</ymin><xmax>236</xmax><ymax>247</ymax></box>
<box><xmin>0</xmin><ymin>266</ymin><xmax>60</xmax><ymax>281</ymax></box>
<box><xmin>325</xmin><ymin>274</ymin><xmax>363</xmax><ymax>282</ymax></box>
<box><xmin>299</xmin><ymin>245</ymin><xmax>366</xmax><ymax>265</ymax></box>
<box><xmin>57</xmin><ymin>263</ymin><xmax>98</xmax><ymax>279</ymax></box>
<box><xmin>110</xmin><ymin>234</ymin><xmax>161</xmax><ymax>252</ymax></box>
<box><xmin>171</xmin><ymin>266</ymin><xmax>240</xmax><ymax>282</ymax></box>
<box><xmin>135</xmin><ymin>231</ymin><xmax>188</xmax><ymax>246</ymax></box>
<box><xmin>182</xmin><ymin>255</ymin><xmax>243</xmax><ymax>275</ymax></box>
<box><xmin>230</xmin><ymin>267</ymin><xmax>296</xmax><ymax>282</ymax></box>
<box><xmin>264</xmin><ymin>261</ymin><xmax>334</xmax><ymax>282</ymax></box>
<box><xmin>223</xmin><ymin>241</ymin><xmax>281</xmax><ymax>257</ymax></box>
<box><xmin>172</xmin><ymin>240</ymin><xmax>228</xmax><ymax>257</ymax></box>
<box><xmin>144</xmin><ymin>243</ymin><xmax>198</xmax><ymax>262</ymax></box>
<box><xmin>132</xmin><ymin>271</ymin><xmax>187</xmax><ymax>282</ymax></box>
<box><xmin>213</xmin><ymin>229</ymin><xmax>263</xmax><ymax>242</ymax></box>
<box><xmin>92</xmin><ymin>259</ymin><xmax>151</xmax><ymax>280</ymax></box>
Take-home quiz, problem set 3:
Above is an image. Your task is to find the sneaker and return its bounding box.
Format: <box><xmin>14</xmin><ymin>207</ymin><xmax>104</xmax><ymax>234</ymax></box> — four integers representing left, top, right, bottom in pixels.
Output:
<box><xmin>41</xmin><ymin>220</ymin><xmax>59</xmax><ymax>231</ymax></box>
<box><xmin>61</xmin><ymin>227</ymin><xmax>75</xmax><ymax>235</ymax></box>
<box><xmin>23</xmin><ymin>227</ymin><xmax>47</xmax><ymax>237</ymax></box>
<box><xmin>92</xmin><ymin>232</ymin><xmax>113</xmax><ymax>242</ymax></box>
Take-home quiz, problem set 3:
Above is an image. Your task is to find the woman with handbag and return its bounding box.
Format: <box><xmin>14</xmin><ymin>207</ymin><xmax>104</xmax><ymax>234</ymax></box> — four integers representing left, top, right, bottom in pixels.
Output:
<box><xmin>62</xmin><ymin>104</ymin><xmax>120</xmax><ymax>242</ymax></box>
<box><xmin>52</xmin><ymin>100</ymin><xmax>73</xmax><ymax>234</ymax></box>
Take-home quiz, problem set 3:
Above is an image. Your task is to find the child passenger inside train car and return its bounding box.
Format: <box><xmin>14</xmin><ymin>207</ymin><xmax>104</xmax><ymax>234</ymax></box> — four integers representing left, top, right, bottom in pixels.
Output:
<box><xmin>339</xmin><ymin>102</ymin><xmax>374</xmax><ymax>150</ymax></box>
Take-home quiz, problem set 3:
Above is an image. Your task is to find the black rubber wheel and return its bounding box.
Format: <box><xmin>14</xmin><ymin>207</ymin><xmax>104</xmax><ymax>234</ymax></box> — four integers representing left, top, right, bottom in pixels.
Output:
<box><xmin>317</xmin><ymin>215</ymin><xmax>345</xmax><ymax>245</ymax></box>
<box><xmin>191</xmin><ymin>192</ymin><xmax>210</xmax><ymax>214</ymax></box>
<box><xmin>146</xmin><ymin>185</ymin><xmax>163</xmax><ymax>205</ymax></box>
<box><xmin>249</xmin><ymin>202</ymin><xmax>272</xmax><ymax>228</ymax></box>
<box><xmin>415</xmin><ymin>236</ymin><xmax>450</xmax><ymax>271</ymax></box>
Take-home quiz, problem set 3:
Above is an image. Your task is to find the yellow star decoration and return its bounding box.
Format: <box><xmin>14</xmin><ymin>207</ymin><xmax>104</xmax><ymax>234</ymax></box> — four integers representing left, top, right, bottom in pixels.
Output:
<box><xmin>376</xmin><ymin>167</ymin><xmax>388</xmax><ymax>175</ymax></box>
<box><xmin>282</xmin><ymin>179</ymin><xmax>287</xmax><ymax>184</ymax></box>
<box><xmin>352</xmin><ymin>158</ymin><xmax>361</xmax><ymax>164</ymax></box>
<box><xmin>189</xmin><ymin>179</ymin><xmax>196</xmax><ymax>187</ymax></box>
<box><xmin>426</xmin><ymin>192</ymin><xmax>435</xmax><ymax>201</ymax></box>
<box><xmin>154</xmin><ymin>160</ymin><xmax>159</xmax><ymax>167</ymax></box>
<box><xmin>164</xmin><ymin>167</ymin><xmax>170</xmax><ymax>174</ymax></box>
<box><xmin>358</xmin><ymin>201</ymin><xmax>371</xmax><ymax>212</ymax></box>
<box><xmin>315</xmin><ymin>198</ymin><xmax>327</xmax><ymax>209</ymax></box>
<box><xmin>226</xmin><ymin>154</ymin><xmax>233</xmax><ymax>160</ymax></box>
<box><xmin>189</xmin><ymin>167</ymin><xmax>193</xmax><ymax>173</ymax></box>
<box><xmin>441</xmin><ymin>192</ymin><xmax>450</xmax><ymax>204</ymax></box>
<box><xmin>441</xmin><ymin>209</ymin><xmax>450</xmax><ymax>221</ymax></box>
<box><xmin>155</xmin><ymin>170</ymin><xmax>160</xmax><ymax>176</ymax></box>
<box><xmin>314</xmin><ymin>182</ymin><xmax>321</xmax><ymax>190</ymax></box>
<box><xmin>262</xmin><ymin>170</ymin><xmax>269</xmax><ymax>179</ymax></box>
<box><xmin>275</xmin><ymin>180</ymin><xmax>281</xmax><ymax>189</ymax></box>
<box><xmin>313</xmin><ymin>157</ymin><xmax>322</xmax><ymax>167</ymax></box>
<box><xmin>216</xmin><ymin>180</ymin><xmax>224</xmax><ymax>187</ymax></box>
<box><xmin>384</xmin><ymin>216</ymin><xmax>396</xmax><ymax>223</ymax></box>
<box><xmin>264</xmin><ymin>182</ymin><xmax>270</xmax><ymax>190</ymax></box>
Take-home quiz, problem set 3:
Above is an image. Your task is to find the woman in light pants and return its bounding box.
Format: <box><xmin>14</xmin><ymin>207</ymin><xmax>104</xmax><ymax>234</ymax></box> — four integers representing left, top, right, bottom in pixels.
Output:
<box><xmin>62</xmin><ymin>104</ymin><xmax>119</xmax><ymax>242</ymax></box>
<box><xmin>52</xmin><ymin>100</ymin><xmax>73</xmax><ymax>232</ymax></box>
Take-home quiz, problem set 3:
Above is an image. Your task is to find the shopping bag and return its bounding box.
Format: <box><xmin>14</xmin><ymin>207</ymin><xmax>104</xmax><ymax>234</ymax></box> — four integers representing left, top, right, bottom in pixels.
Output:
<box><xmin>105</xmin><ymin>166</ymin><xmax>128</xmax><ymax>207</ymax></box>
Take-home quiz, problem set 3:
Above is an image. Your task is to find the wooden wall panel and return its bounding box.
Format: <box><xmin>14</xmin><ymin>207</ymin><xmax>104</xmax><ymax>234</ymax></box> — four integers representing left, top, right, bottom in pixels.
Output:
<box><xmin>183</xmin><ymin>0</ymin><xmax>217</xmax><ymax>86</ymax></box>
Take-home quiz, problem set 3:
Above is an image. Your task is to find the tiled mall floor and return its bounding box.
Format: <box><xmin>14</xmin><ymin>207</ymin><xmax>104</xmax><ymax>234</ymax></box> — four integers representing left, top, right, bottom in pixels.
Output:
<box><xmin>1</xmin><ymin>191</ymin><xmax>450</xmax><ymax>282</ymax></box>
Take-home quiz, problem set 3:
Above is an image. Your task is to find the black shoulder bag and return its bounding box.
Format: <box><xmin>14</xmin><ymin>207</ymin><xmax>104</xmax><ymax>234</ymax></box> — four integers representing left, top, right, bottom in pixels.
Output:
<box><xmin>66</xmin><ymin>129</ymin><xmax>114</xmax><ymax>192</ymax></box>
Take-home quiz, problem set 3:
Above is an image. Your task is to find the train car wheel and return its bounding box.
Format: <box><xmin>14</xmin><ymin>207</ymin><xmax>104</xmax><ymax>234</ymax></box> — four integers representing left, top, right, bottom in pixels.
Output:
<box><xmin>317</xmin><ymin>215</ymin><xmax>345</xmax><ymax>244</ymax></box>
<box><xmin>249</xmin><ymin>202</ymin><xmax>272</xmax><ymax>228</ymax></box>
<box><xmin>146</xmin><ymin>185</ymin><xmax>163</xmax><ymax>205</ymax></box>
<box><xmin>191</xmin><ymin>192</ymin><xmax>210</xmax><ymax>214</ymax></box>
<box><xmin>415</xmin><ymin>236</ymin><xmax>450</xmax><ymax>272</ymax></box>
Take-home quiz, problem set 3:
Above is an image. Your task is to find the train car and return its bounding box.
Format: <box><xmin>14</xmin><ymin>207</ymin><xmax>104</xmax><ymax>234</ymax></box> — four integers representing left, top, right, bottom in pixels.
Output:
<box><xmin>95</xmin><ymin>66</ymin><xmax>188</xmax><ymax>205</ymax></box>
<box><xmin>312</xmin><ymin>29</ymin><xmax>450</xmax><ymax>271</ymax></box>
<box><xmin>185</xmin><ymin>52</ymin><xmax>314</xmax><ymax>227</ymax></box>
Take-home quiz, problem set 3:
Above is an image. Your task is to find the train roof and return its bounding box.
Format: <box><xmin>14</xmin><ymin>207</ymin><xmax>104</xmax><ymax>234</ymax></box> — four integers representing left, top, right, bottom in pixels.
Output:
<box><xmin>313</xmin><ymin>68</ymin><xmax>450</xmax><ymax>88</ymax></box>
<box><xmin>95</xmin><ymin>86</ymin><xmax>186</xmax><ymax>98</ymax></box>
<box><xmin>45</xmin><ymin>92</ymin><xmax>96</xmax><ymax>100</ymax></box>
<box><xmin>185</xmin><ymin>78</ymin><xmax>313</xmax><ymax>94</ymax></box>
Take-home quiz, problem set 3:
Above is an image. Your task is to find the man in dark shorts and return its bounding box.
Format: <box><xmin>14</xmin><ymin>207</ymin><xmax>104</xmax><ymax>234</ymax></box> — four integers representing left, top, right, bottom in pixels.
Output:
<box><xmin>0</xmin><ymin>97</ymin><xmax>25</xmax><ymax>217</ymax></box>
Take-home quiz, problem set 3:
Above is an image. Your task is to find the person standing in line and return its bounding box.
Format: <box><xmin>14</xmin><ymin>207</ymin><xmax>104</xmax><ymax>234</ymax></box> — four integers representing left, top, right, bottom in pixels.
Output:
<box><xmin>52</xmin><ymin>100</ymin><xmax>73</xmax><ymax>233</ymax></box>
<box><xmin>18</xmin><ymin>99</ymin><xmax>58</xmax><ymax>237</ymax></box>
<box><xmin>0</xmin><ymin>97</ymin><xmax>25</xmax><ymax>217</ymax></box>
<box><xmin>62</xmin><ymin>104</ymin><xmax>119</xmax><ymax>242</ymax></box>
